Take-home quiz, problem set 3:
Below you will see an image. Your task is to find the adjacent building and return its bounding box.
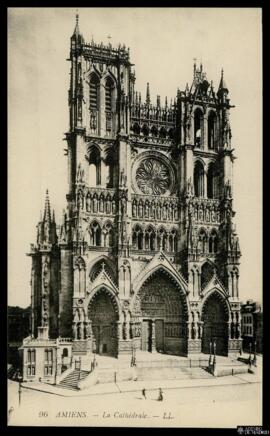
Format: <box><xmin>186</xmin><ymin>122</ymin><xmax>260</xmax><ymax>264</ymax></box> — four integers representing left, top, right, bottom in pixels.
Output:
<box><xmin>241</xmin><ymin>300</ymin><xmax>263</xmax><ymax>353</ymax></box>
<box><xmin>20</xmin><ymin>15</ymin><xmax>243</xmax><ymax>382</ymax></box>
<box><xmin>8</xmin><ymin>306</ymin><xmax>31</xmax><ymax>366</ymax></box>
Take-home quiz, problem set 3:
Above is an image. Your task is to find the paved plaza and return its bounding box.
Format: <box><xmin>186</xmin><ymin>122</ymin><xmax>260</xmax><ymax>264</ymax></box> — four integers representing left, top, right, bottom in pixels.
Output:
<box><xmin>8</xmin><ymin>355</ymin><xmax>262</xmax><ymax>428</ymax></box>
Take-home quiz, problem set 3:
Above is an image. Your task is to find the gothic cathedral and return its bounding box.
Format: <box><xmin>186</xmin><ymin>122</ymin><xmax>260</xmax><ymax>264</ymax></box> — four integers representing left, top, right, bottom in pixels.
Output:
<box><xmin>26</xmin><ymin>16</ymin><xmax>242</xmax><ymax>368</ymax></box>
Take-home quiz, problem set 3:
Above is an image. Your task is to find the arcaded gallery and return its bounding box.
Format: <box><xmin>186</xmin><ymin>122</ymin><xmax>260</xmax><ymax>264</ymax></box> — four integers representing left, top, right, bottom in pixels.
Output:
<box><xmin>20</xmin><ymin>16</ymin><xmax>243</xmax><ymax>381</ymax></box>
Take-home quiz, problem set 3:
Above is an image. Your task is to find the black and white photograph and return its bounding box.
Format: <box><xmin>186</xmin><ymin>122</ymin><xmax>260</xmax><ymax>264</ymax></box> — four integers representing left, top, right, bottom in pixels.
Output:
<box><xmin>7</xmin><ymin>7</ymin><xmax>263</xmax><ymax>428</ymax></box>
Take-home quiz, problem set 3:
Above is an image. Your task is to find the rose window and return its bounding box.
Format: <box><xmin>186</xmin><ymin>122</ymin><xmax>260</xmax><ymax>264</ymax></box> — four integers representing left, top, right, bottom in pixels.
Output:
<box><xmin>135</xmin><ymin>158</ymin><xmax>171</xmax><ymax>195</ymax></box>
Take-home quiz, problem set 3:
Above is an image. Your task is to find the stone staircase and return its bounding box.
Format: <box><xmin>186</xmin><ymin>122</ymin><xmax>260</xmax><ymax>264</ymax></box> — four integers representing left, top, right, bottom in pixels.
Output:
<box><xmin>58</xmin><ymin>369</ymin><xmax>90</xmax><ymax>391</ymax></box>
<box><xmin>7</xmin><ymin>365</ymin><xmax>21</xmax><ymax>381</ymax></box>
<box><xmin>136</xmin><ymin>366</ymin><xmax>212</xmax><ymax>381</ymax></box>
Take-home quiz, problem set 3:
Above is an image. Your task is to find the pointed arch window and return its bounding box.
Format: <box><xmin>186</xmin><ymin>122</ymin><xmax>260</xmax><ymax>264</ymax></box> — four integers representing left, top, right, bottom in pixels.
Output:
<box><xmin>194</xmin><ymin>161</ymin><xmax>205</xmax><ymax>197</ymax></box>
<box><xmin>132</xmin><ymin>123</ymin><xmax>140</xmax><ymax>135</ymax></box>
<box><xmin>89</xmin><ymin>74</ymin><xmax>100</xmax><ymax>111</ymax></box>
<box><xmin>207</xmin><ymin>163</ymin><xmax>219</xmax><ymax>199</ymax></box>
<box><xmin>208</xmin><ymin>111</ymin><xmax>216</xmax><ymax>149</ymax></box>
<box><xmin>209</xmin><ymin>229</ymin><xmax>218</xmax><ymax>253</ymax></box>
<box><xmin>103</xmin><ymin>222</ymin><xmax>114</xmax><ymax>248</ymax></box>
<box><xmin>90</xmin><ymin>221</ymin><xmax>102</xmax><ymax>246</ymax></box>
<box><xmin>194</xmin><ymin>108</ymin><xmax>203</xmax><ymax>148</ymax></box>
<box><xmin>88</xmin><ymin>146</ymin><xmax>101</xmax><ymax>187</ymax></box>
<box><xmin>145</xmin><ymin>226</ymin><xmax>156</xmax><ymax>251</ymax></box>
<box><xmin>105</xmin><ymin>77</ymin><xmax>114</xmax><ymax>113</ymax></box>
<box><xmin>132</xmin><ymin>225</ymin><xmax>143</xmax><ymax>250</ymax></box>
<box><xmin>104</xmin><ymin>147</ymin><xmax>114</xmax><ymax>188</ymax></box>
<box><xmin>151</xmin><ymin>125</ymin><xmax>158</xmax><ymax>137</ymax></box>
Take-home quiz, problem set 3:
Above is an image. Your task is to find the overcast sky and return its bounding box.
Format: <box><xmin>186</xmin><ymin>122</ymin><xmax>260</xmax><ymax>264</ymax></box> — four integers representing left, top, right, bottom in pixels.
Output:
<box><xmin>8</xmin><ymin>8</ymin><xmax>262</xmax><ymax>308</ymax></box>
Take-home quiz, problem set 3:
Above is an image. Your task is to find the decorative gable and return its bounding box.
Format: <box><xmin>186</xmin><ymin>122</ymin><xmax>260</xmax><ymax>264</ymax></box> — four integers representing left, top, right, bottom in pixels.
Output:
<box><xmin>133</xmin><ymin>250</ymin><xmax>187</xmax><ymax>294</ymax></box>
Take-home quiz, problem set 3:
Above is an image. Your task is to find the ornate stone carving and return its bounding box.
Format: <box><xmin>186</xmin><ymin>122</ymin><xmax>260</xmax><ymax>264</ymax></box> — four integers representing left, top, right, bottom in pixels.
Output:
<box><xmin>136</xmin><ymin>158</ymin><xmax>171</xmax><ymax>195</ymax></box>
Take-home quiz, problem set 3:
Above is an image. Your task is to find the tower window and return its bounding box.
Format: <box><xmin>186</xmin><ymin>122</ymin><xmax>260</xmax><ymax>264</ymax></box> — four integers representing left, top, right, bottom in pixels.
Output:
<box><xmin>89</xmin><ymin>74</ymin><xmax>100</xmax><ymax>111</ymax></box>
<box><xmin>194</xmin><ymin>161</ymin><xmax>205</xmax><ymax>197</ymax></box>
<box><xmin>207</xmin><ymin>163</ymin><xmax>219</xmax><ymax>199</ymax></box>
<box><xmin>88</xmin><ymin>146</ymin><xmax>101</xmax><ymax>187</ymax></box>
<box><xmin>194</xmin><ymin>108</ymin><xmax>203</xmax><ymax>148</ymax></box>
<box><xmin>209</xmin><ymin>230</ymin><xmax>218</xmax><ymax>253</ymax></box>
<box><xmin>90</xmin><ymin>221</ymin><xmax>102</xmax><ymax>246</ymax></box>
<box><xmin>132</xmin><ymin>225</ymin><xmax>143</xmax><ymax>250</ymax></box>
<box><xmin>208</xmin><ymin>111</ymin><xmax>216</xmax><ymax>149</ymax></box>
<box><xmin>105</xmin><ymin>77</ymin><xmax>114</xmax><ymax>113</ymax></box>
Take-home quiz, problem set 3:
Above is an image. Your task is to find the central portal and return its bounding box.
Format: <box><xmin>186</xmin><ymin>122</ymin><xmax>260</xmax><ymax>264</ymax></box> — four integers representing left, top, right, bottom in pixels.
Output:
<box><xmin>133</xmin><ymin>269</ymin><xmax>188</xmax><ymax>355</ymax></box>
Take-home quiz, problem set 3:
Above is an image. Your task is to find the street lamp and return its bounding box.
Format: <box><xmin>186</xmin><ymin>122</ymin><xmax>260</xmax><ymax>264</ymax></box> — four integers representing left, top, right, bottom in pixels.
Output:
<box><xmin>18</xmin><ymin>374</ymin><xmax>23</xmax><ymax>407</ymax></box>
<box><xmin>253</xmin><ymin>340</ymin><xmax>257</xmax><ymax>367</ymax></box>
<box><xmin>78</xmin><ymin>356</ymin><xmax>82</xmax><ymax>380</ymax></box>
<box><xmin>249</xmin><ymin>341</ymin><xmax>252</xmax><ymax>366</ymax></box>
<box><xmin>54</xmin><ymin>349</ymin><xmax>58</xmax><ymax>385</ymax></box>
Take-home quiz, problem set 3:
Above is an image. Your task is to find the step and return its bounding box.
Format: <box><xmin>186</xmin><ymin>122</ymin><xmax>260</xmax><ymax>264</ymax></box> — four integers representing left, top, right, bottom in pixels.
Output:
<box><xmin>58</xmin><ymin>369</ymin><xmax>90</xmax><ymax>390</ymax></box>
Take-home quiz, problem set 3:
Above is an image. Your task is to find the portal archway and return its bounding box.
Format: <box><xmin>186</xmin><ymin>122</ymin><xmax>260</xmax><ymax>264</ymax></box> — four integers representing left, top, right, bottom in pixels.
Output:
<box><xmin>201</xmin><ymin>292</ymin><xmax>229</xmax><ymax>355</ymax></box>
<box><xmin>132</xmin><ymin>269</ymin><xmax>188</xmax><ymax>356</ymax></box>
<box><xmin>88</xmin><ymin>287</ymin><xmax>119</xmax><ymax>356</ymax></box>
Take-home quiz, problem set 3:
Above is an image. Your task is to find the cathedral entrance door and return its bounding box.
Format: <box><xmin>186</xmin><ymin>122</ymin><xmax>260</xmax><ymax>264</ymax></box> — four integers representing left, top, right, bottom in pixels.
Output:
<box><xmin>88</xmin><ymin>288</ymin><xmax>119</xmax><ymax>357</ymax></box>
<box><xmin>155</xmin><ymin>319</ymin><xmax>164</xmax><ymax>353</ymax></box>
<box><xmin>202</xmin><ymin>293</ymin><xmax>229</xmax><ymax>356</ymax></box>
<box><xmin>133</xmin><ymin>270</ymin><xmax>188</xmax><ymax>356</ymax></box>
<box><xmin>141</xmin><ymin>320</ymin><xmax>152</xmax><ymax>352</ymax></box>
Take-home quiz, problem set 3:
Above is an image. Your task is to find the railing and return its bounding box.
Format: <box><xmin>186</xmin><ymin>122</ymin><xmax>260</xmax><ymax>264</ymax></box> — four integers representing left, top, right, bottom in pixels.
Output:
<box><xmin>82</xmin><ymin>42</ymin><xmax>130</xmax><ymax>62</ymax></box>
<box><xmin>129</xmin><ymin>134</ymin><xmax>174</xmax><ymax>147</ymax></box>
<box><xmin>22</xmin><ymin>337</ymin><xmax>57</xmax><ymax>346</ymax></box>
<box><xmin>58</xmin><ymin>338</ymin><xmax>73</xmax><ymax>343</ymax></box>
<box><xmin>136</xmin><ymin>358</ymin><xmax>209</xmax><ymax>369</ymax></box>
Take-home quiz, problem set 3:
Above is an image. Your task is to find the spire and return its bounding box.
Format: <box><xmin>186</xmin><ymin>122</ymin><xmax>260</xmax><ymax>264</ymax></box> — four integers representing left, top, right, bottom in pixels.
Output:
<box><xmin>157</xmin><ymin>95</ymin><xmax>160</xmax><ymax>107</ymax></box>
<box><xmin>73</xmin><ymin>12</ymin><xmax>80</xmax><ymax>36</ymax></box>
<box><xmin>71</xmin><ymin>11</ymin><xmax>84</xmax><ymax>43</ymax></box>
<box><xmin>43</xmin><ymin>189</ymin><xmax>51</xmax><ymax>223</ymax></box>
<box><xmin>146</xmin><ymin>82</ymin><xmax>150</xmax><ymax>105</ymax></box>
<box><xmin>193</xmin><ymin>58</ymin><xmax>197</xmax><ymax>77</ymax></box>
<box><xmin>218</xmin><ymin>68</ymin><xmax>228</xmax><ymax>93</ymax></box>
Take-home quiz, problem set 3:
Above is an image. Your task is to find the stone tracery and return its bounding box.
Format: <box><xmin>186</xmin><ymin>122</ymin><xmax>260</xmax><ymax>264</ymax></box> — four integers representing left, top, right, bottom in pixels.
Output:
<box><xmin>136</xmin><ymin>158</ymin><xmax>171</xmax><ymax>195</ymax></box>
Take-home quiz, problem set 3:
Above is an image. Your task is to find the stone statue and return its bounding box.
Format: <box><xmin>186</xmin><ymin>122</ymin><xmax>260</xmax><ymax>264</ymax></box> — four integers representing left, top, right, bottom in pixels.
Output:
<box><xmin>77</xmin><ymin>164</ymin><xmax>85</xmax><ymax>183</ymax></box>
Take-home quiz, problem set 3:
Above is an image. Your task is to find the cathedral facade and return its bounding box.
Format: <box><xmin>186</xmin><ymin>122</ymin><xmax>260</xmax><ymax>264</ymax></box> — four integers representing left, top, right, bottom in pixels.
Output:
<box><xmin>22</xmin><ymin>16</ymin><xmax>242</xmax><ymax>379</ymax></box>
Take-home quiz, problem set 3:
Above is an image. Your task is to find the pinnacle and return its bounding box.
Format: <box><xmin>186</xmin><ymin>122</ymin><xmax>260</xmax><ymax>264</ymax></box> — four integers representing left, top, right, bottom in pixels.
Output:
<box><xmin>43</xmin><ymin>189</ymin><xmax>51</xmax><ymax>223</ymax></box>
<box><xmin>146</xmin><ymin>82</ymin><xmax>150</xmax><ymax>105</ymax></box>
<box><xmin>218</xmin><ymin>68</ymin><xmax>228</xmax><ymax>92</ymax></box>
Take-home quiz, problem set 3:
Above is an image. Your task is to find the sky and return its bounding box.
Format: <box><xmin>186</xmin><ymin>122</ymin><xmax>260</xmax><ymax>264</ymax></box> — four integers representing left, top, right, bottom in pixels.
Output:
<box><xmin>8</xmin><ymin>8</ymin><xmax>262</xmax><ymax>308</ymax></box>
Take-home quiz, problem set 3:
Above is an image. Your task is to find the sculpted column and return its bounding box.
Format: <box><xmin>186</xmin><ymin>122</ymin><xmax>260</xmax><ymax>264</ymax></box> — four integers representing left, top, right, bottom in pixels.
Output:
<box><xmin>151</xmin><ymin>320</ymin><xmax>156</xmax><ymax>353</ymax></box>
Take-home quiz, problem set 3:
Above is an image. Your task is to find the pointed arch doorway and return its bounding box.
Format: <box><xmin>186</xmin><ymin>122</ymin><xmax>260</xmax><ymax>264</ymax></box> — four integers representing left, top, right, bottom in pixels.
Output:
<box><xmin>132</xmin><ymin>269</ymin><xmax>188</xmax><ymax>356</ymax></box>
<box><xmin>201</xmin><ymin>292</ymin><xmax>229</xmax><ymax>356</ymax></box>
<box><xmin>88</xmin><ymin>287</ymin><xmax>119</xmax><ymax>357</ymax></box>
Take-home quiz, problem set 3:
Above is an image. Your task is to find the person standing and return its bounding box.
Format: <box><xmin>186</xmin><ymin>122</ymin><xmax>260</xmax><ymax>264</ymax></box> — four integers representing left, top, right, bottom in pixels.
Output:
<box><xmin>158</xmin><ymin>388</ymin><xmax>163</xmax><ymax>401</ymax></box>
<box><xmin>142</xmin><ymin>388</ymin><xmax>146</xmax><ymax>399</ymax></box>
